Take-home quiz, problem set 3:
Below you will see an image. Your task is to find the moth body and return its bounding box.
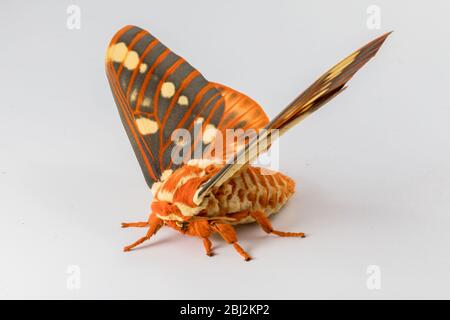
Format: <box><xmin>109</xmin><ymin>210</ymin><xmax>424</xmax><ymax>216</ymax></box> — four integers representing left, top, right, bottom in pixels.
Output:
<box><xmin>151</xmin><ymin>159</ymin><xmax>295</xmax><ymax>229</ymax></box>
<box><xmin>124</xmin><ymin>159</ymin><xmax>300</xmax><ymax>261</ymax></box>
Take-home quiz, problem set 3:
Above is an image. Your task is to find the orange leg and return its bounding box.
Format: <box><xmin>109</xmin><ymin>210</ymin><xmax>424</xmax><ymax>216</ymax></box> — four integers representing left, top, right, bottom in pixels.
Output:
<box><xmin>121</xmin><ymin>222</ymin><xmax>149</xmax><ymax>228</ymax></box>
<box><xmin>250</xmin><ymin>211</ymin><xmax>305</xmax><ymax>238</ymax></box>
<box><xmin>123</xmin><ymin>214</ymin><xmax>163</xmax><ymax>252</ymax></box>
<box><xmin>213</xmin><ymin>223</ymin><xmax>251</xmax><ymax>261</ymax></box>
<box><xmin>202</xmin><ymin>238</ymin><xmax>213</xmax><ymax>256</ymax></box>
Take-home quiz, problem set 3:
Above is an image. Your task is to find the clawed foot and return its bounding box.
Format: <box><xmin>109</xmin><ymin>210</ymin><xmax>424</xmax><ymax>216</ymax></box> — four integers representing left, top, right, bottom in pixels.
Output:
<box><xmin>203</xmin><ymin>238</ymin><xmax>214</xmax><ymax>257</ymax></box>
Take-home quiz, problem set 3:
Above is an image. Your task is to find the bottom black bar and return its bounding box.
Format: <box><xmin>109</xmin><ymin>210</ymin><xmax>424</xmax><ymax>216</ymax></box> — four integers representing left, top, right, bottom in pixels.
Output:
<box><xmin>1</xmin><ymin>300</ymin><xmax>448</xmax><ymax>318</ymax></box>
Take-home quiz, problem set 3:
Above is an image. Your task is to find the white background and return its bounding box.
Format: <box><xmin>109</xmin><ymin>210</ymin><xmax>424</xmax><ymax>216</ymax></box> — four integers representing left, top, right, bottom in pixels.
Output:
<box><xmin>1</xmin><ymin>0</ymin><xmax>449</xmax><ymax>299</ymax></box>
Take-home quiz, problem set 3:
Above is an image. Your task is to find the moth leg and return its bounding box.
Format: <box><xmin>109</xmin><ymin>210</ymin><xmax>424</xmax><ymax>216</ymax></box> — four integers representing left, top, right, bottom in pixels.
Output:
<box><xmin>202</xmin><ymin>238</ymin><xmax>213</xmax><ymax>257</ymax></box>
<box><xmin>121</xmin><ymin>222</ymin><xmax>149</xmax><ymax>228</ymax></box>
<box><xmin>250</xmin><ymin>211</ymin><xmax>305</xmax><ymax>238</ymax></box>
<box><xmin>123</xmin><ymin>214</ymin><xmax>163</xmax><ymax>252</ymax></box>
<box><xmin>212</xmin><ymin>223</ymin><xmax>251</xmax><ymax>261</ymax></box>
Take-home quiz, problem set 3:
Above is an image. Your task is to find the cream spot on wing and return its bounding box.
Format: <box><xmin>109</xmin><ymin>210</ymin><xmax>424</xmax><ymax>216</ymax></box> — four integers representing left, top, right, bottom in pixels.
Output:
<box><xmin>202</xmin><ymin>124</ymin><xmax>217</xmax><ymax>144</ymax></box>
<box><xmin>130</xmin><ymin>88</ymin><xmax>138</xmax><ymax>102</ymax></box>
<box><xmin>135</xmin><ymin>117</ymin><xmax>158</xmax><ymax>135</ymax></box>
<box><xmin>109</xmin><ymin>42</ymin><xmax>128</xmax><ymax>63</ymax></box>
<box><xmin>139</xmin><ymin>63</ymin><xmax>147</xmax><ymax>73</ymax></box>
<box><xmin>123</xmin><ymin>50</ymin><xmax>140</xmax><ymax>70</ymax></box>
<box><xmin>142</xmin><ymin>97</ymin><xmax>151</xmax><ymax>108</ymax></box>
<box><xmin>161</xmin><ymin>82</ymin><xmax>175</xmax><ymax>98</ymax></box>
<box><xmin>106</xmin><ymin>47</ymin><xmax>113</xmax><ymax>60</ymax></box>
<box><xmin>177</xmin><ymin>95</ymin><xmax>189</xmax><ymax>106</ymax></box>
<box><xmin>160</xmin><ymin>169</ymin><xmax>173</xmax><ymax>181</ymax></box>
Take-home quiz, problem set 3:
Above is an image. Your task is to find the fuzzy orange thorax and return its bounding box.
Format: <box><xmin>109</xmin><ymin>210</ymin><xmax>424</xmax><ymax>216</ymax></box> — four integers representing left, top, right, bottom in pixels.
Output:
<box><xmin>151</xmin><ymin>160</ymin><xmax>223</xmax><ymax>216</ymax></box>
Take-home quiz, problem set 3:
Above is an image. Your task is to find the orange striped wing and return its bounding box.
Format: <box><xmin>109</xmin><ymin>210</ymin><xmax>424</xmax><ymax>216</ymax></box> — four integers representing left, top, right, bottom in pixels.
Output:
<box><xmin>105</xmin><ymin>25</ymin><xmax>269</xmax><ymax>188</ymax></box>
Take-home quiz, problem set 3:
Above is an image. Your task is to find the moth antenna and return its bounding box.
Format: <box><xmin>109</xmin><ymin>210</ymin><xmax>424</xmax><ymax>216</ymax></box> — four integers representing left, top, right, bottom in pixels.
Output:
<box><xmin>195</xmin><ymin>32</ymin><xmax>391</xmax><ymax>202</ymax></box>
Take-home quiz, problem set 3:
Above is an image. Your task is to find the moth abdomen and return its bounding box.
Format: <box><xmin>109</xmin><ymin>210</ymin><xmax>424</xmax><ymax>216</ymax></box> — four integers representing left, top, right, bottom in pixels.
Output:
<box><xmin>207</xmin><ymin>166</ymin><xmax>295</xmax><ymax>224</ymax></box>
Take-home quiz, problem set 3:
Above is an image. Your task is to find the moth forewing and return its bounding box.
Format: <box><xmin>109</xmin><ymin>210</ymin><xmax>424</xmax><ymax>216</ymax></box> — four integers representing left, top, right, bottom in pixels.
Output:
<box><xmin>196</xmin><ymin>32</ymin><xmax>391</xmax><ymax>200</ymax></box>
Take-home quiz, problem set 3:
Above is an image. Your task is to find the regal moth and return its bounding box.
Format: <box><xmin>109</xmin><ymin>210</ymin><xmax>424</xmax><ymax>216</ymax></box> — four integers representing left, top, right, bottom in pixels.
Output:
<box><xmin>105</xmin><ymin>25</ymin><xmax>390</xmax><ymax>261</ymax></box>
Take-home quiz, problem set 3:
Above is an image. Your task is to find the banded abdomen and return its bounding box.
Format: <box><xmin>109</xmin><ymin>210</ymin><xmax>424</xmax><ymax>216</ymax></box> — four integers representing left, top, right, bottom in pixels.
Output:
<box><xmin>205</xmin><ymin>166</ymin><xmax>295</xmax><ymax>224</ymax></box>
<box><xmin>151</xmin><ymin>159</ymin><xmax>295</xmax><ymax>225</ymax></box>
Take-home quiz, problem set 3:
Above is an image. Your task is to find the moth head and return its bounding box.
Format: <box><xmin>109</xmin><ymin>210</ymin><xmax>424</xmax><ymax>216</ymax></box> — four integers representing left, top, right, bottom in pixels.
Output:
<box><xmin>151</xmin><ymin>159</ymin><xmax>223</xmax><ymax>218</ymax></box>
